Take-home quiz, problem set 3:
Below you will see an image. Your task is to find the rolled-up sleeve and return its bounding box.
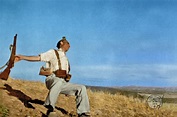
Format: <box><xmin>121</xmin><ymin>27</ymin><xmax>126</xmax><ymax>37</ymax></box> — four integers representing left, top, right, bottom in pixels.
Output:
<box><xmin>40</xmin><ymin>49</ymin><xmax>54</xmax><ymax>62</ymax></box>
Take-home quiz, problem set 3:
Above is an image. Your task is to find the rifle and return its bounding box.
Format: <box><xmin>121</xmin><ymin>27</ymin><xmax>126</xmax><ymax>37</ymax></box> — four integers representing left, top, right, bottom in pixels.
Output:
<box><xmin>0</xmin><ymin>34</ymin><xmax>17</xmax><ymax>80</ymax></box>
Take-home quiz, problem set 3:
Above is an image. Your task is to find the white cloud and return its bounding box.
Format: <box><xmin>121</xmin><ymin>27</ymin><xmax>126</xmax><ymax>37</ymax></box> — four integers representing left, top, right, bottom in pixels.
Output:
<box><xmin>72</xmin><ymin>64</ymin><xmax>177</xmax><ymax>86</ymax></box>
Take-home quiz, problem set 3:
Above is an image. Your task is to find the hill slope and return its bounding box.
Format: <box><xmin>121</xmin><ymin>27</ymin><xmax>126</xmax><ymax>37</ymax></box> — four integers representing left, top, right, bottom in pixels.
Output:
<box><xmin>0</xmin><ymin>78</ymin><xmax>176</xmax><ymax>117</ymax></box>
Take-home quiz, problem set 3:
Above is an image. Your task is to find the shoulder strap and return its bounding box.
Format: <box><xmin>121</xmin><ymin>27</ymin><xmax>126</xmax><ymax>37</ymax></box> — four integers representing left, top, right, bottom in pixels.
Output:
<box><xmin>54</xmin><ymin>49</ymin><xmax>62</xmax><ymax>70</ymax></box>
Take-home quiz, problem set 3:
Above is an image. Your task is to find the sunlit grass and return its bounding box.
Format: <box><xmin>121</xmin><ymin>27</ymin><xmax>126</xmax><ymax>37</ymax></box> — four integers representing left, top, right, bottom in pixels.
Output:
<box><xmin>87</xmin><ymin>89</ymin><xmax>174</xmax><ymax>117</ymax></box>
<box><xmin>0</xmin><ymin>78</ymin><xmax>176</xmax><ymax>117</ymax></box>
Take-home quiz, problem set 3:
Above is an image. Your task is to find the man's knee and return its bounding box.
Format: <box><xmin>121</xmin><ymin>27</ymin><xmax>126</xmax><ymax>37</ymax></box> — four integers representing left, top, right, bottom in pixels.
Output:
<box><xmin>76</xmin><ymin>85</ymin><xmax>87</xmax><ymax>96</ymax></box>
<box><xmin>80</xmin><ymin>85</ymin><xmax>87</xmax><ymax>91</ymax></box>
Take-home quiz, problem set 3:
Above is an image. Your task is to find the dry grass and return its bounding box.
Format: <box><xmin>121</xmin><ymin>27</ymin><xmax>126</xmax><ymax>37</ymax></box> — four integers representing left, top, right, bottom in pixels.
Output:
<box><xmin>88</xmin><ymin>90</ymin><xmax>175</xmax><ymax>117</ymax></box>
<box><xmin>0</xmin><ymin>77</ymin><xmax>176</xmax><ymax>117</ymax></box>
<box><xmin>162</xmin><ymin>103</ymin><xmax>177</xmax><ymax>116</ymax></box>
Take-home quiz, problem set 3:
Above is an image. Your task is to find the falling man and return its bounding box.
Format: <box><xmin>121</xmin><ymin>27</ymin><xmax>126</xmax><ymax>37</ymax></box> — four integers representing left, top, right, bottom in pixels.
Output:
<box><xmin>15</xmin><ymin>36</ymin><xmax>90</xmax><ymax>117</ymax></box>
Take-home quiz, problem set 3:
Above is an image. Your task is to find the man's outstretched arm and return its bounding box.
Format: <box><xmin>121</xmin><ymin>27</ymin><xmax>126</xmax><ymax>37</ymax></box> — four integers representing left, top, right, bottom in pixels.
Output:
<box><xmin>15</xmin><ymin>55</ymin><xmax>41</xmax><ymax>62</ymax></box>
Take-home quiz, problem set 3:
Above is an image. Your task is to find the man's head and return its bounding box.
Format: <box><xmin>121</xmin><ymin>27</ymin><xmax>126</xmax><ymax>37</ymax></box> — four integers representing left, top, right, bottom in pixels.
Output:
<box><xmin>56</xmin><ymin>36</ymin><xmax>70</xmax><ymax>52</ymax></box>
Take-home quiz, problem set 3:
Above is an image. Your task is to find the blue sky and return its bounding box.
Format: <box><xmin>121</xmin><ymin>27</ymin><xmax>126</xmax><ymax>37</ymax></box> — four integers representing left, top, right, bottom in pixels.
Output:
<box><xmin>1</xmin><ymin>0</ymin><xmax>177</xmax><ymax>87</ymax></box>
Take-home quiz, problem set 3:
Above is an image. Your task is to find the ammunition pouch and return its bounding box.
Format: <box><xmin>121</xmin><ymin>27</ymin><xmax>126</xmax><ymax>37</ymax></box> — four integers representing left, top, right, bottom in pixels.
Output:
<box><xmin>54</xmin><ymin>69</ymin><xmax>71</xmax><ymax>82</ymax></box>
<box><xmin>39</xmin><ymin>67</ymin><xmax>52</xmax><ymax>76</ymax></box>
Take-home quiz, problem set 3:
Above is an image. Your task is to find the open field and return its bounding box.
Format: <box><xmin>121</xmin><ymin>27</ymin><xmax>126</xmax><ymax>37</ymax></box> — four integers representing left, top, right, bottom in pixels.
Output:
<box><xmin>0</xmin><ymin>77</ymin><xmax>177</xmax><ymax>117</ymax></box>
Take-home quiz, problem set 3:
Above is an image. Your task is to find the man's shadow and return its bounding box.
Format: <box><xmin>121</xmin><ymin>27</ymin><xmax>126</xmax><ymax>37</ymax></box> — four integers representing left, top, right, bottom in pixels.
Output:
<box><xmin>2</xmin><ymin>84</ymin><xmax>69</xmax><ymax>116</ymax></box>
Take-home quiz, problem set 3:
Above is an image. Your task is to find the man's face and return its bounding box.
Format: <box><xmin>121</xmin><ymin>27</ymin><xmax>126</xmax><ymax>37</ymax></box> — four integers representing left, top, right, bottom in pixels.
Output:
<box><xmin>63</xmin><ymin>41</ymin><xmax>70</xmax><ymax>52</ymax></box>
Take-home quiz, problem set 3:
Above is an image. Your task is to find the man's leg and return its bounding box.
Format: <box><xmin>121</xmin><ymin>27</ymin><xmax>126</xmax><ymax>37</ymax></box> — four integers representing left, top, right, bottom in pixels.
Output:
<box><xmin>44</xmin><ymin>76</ymin><xmax>65</xmax><ymax>109</ymax></box>
<box><xmin>60</xmin><ymin>82</ymin><xmax>90</xmax><ymax>115</ymax></box>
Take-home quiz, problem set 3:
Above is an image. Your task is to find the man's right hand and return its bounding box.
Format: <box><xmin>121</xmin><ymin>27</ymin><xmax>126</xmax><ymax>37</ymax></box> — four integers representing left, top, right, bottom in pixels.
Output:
<box><xmin>14</xmin><ymin>55</ymin><xmax>21</xmax><ymax>63</ymax></box>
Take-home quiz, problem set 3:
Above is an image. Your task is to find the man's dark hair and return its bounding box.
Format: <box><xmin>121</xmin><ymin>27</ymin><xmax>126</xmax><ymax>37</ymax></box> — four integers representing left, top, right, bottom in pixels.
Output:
<box><xmin>56</xmin><ymin>36</ymin><xmax>68</xmax><ymax>49</ymax></box>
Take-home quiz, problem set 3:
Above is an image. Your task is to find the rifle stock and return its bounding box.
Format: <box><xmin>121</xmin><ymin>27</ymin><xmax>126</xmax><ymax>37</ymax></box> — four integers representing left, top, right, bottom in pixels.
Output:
<box><xmin>0</xmin><ymin>67</ymin><xmax>10</xmax><ymax>80</ymax></box>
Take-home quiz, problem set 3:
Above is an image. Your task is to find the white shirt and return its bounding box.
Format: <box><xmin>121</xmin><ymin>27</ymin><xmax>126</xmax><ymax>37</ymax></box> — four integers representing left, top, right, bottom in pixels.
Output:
<box><xmin>40</xmin><ymin>48</ymin><xmax>69</xmax><ymax>73</ymax></box>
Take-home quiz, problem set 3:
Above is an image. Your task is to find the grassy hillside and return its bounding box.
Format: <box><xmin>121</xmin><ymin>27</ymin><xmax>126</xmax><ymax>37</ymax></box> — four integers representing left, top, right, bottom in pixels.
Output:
<box><xmin>0</xmin><ymin>78</ymin><xmax>176</xmax><ymax>117</ymax></box>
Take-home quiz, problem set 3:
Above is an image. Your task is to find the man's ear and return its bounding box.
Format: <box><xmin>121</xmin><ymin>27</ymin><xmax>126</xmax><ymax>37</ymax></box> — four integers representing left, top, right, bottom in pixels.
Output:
<box><xmin>60</xmin><ymin>41</ymin><xmax>64</xmax><ymax>45</ymax></box>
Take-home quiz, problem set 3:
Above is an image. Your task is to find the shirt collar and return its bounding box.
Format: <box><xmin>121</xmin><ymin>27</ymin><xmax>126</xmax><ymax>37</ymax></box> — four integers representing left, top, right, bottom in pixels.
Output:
<box><xmin>58</xmin><ymin>48</ymin><xmax>66</xmax><ymax>54</ymax></box>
